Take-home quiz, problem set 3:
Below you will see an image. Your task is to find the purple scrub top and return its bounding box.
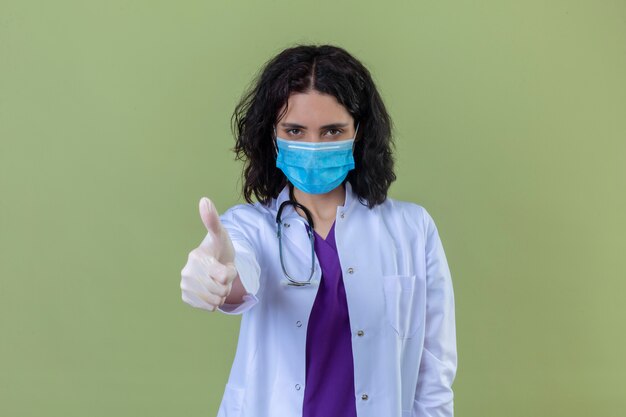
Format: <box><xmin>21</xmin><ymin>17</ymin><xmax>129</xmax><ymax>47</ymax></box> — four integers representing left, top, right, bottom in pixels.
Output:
<box><xmin>302</xmin><ymin>221</ymin><xmax>358</xmax><ymax>417</ymax></box>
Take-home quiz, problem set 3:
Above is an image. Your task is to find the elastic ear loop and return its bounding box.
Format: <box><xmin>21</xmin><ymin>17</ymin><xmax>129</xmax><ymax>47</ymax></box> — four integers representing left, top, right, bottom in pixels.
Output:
<box><xmin>272</xmin><ymin>126</ymin><xmax>278</xmax><ymax>157</ymax></box>
<box><xmin>352</xmin><ymin>122</ymin><xmax>360</xmax><ymax>152</ymax></box>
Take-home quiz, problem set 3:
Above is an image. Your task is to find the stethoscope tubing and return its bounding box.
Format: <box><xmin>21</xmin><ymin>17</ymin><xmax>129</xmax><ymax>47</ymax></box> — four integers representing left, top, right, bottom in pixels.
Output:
<box><xmin>275</xmin><ymin>184</ymin><xmax>316</xmax><ymax>286</ymax></box>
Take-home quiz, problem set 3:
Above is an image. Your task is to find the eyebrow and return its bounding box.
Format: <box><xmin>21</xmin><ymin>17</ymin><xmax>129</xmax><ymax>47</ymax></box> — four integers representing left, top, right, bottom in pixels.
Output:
<box><xmin>279</xmin><ymin>122</ymin><xmax>350</xmax><ymax>130</ymax></box>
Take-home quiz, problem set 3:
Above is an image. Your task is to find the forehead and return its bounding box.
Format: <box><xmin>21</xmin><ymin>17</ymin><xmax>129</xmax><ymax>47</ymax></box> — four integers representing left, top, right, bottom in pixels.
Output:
<box><xmin>277</xmin><ymin>90</ymin><xmax>352</xmax><ymax>125</ymax></box>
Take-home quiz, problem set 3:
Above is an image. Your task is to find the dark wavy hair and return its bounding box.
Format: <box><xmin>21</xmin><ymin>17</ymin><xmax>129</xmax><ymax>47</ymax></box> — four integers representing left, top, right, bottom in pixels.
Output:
<box><xmin>231</xmin><ymin>44</ymin><xmax>396</xmax><ymax>208</ymax></box>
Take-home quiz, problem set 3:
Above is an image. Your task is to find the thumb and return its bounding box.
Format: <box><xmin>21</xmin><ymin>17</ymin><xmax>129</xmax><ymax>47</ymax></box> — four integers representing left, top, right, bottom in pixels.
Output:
<box><xmin>198</xmin><ymin>197</ymin><xmax>235</xmax><ymax>264</ymax></box>
<box><xmin>199</xmin><ymin>197</ymin><xmax>226</xmax><ymax>258</ymax></box>
<box><xmin>199</xmin><ymin>197</ymin><xmax>222</xmax><ymax>237</ymax></box>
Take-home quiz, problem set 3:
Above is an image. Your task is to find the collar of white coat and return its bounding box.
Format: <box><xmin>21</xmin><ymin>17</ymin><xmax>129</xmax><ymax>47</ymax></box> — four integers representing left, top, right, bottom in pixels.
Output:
<box><xmin>274</xmin><ymin>181</ymin><xmax>357</xmax><ymax>220</ymax></box>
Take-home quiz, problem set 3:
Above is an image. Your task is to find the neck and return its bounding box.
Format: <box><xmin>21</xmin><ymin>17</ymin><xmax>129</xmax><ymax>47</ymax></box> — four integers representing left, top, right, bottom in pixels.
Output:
<box><xmin>291</xmin><ymin>184</ymin><xmax>346</xmax><ymax>223</ymax></box>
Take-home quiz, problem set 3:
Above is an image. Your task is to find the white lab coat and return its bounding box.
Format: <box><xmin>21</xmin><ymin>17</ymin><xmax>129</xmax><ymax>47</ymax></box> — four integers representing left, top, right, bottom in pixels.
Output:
<box><xmin>206</xmin><ymin>181</ymin><xmax>457</xmax><ymax>417</ymax></box>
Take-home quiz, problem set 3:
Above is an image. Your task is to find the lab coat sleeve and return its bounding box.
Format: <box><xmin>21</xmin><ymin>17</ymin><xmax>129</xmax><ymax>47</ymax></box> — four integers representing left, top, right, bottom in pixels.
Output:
<box><xmin>211</xmin><ymin>207</ymin><xmax>261</xmax><ymax>315</ymax></box>
<box><xmin>413</xmin><ymin>207</ymin><xmax>457</xmax><ymax>417</ymax></box>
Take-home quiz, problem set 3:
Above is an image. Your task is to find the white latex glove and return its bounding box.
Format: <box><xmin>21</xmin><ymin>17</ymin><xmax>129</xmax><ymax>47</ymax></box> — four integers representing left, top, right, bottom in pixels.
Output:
<box><xmin>180</xmin><ymin>197</ymin><xmax>238</xmax><ymax>311</ymax></box>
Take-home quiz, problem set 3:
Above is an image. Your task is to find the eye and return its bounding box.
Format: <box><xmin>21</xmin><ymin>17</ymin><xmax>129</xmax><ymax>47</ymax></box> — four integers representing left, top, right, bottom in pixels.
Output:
<box><xmin>326</xmin><ymin>128</ymin><xmax>343</xmax><ymax>136</ymax></box>
<box><xmin>286</xmin><ymin>128</ymin><xmax>302</xmax><ymax>136</ymax></box>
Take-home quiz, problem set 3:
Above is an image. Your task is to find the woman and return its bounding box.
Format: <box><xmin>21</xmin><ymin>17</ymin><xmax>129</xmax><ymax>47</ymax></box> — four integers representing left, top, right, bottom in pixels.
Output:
<box><xmin>180</xmin><ymin>44</ymin><xmax>457</xmax><ymax>417</ymax></box>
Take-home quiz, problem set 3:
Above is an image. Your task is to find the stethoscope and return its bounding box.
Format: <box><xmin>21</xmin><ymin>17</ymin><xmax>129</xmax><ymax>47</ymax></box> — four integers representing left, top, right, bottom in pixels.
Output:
<box><xmin>275</xmin><ymin>183</ymin><xmax>317</xmax><ymax>286</ymax></box>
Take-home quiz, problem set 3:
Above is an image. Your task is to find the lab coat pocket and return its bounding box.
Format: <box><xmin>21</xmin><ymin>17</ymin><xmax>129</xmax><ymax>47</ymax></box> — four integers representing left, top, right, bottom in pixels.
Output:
<box><xmin>217</xmin><ymin>383</ymin><xmax>245</xmax><ymax>417</ymax></box>
<box><xmin>383</xmin><ymin>274</ymin><xmax>420</xmax><ymax>339</ymax></box>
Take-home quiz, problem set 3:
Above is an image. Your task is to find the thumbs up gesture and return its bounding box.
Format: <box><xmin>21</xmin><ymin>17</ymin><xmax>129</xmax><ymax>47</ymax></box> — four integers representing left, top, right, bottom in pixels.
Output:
<box><xmin>180</xmin><ymin>198</ymin><xmax>239</xmax><ymax>311</ymax></box>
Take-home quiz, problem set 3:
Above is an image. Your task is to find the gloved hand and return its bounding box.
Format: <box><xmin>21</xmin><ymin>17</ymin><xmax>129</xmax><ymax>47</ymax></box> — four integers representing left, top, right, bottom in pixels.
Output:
<box><xmin>180</xmin><ymin>197</ymin><xmax>238</xmax><ymax>311</ymax></box>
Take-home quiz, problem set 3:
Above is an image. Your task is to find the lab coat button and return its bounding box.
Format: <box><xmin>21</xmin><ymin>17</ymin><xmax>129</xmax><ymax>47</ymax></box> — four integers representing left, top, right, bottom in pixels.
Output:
<box><xmin>347</xmin><ymin>267</ymin><xmax>354</xmax><ymax>274</ymax></box>
<box><xmin>340</xmin><ymin>212</ymin><xmax>345</xmax><ymax>219</ymax></box>
<box><xmin>296</xmin><ymin>320</ymin><xmax>302</xmax><ymax>327</ymax></box>
<box><xmin>295</xmin><ymin>384</ymin><xmax>301</xmax><ymax>391</ymax></box>
<box><xmin>361</xmin><ymin>393</ymin><xmax>369</xmax><ymax>400</ymax></box>
<box><xmin>357</xmin><ymin>330</ymin><xmax>364</xmax><ymax>336</ymax></box>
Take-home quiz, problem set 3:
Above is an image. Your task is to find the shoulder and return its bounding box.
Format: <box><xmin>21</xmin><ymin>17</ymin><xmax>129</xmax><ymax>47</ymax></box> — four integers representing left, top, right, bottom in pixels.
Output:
<box><xmin>221</xmin><ymin>201</ymin><xmax>273</xmax><ymax>223</ymax></box>
<box><xmin>219</xmin><ymin>201</ymin><xmax>280</xmax><ymax>234</ymax></box>
<box><xmin>375</xmin><ymin>196</ymin><xmax>437</xmax><ymax>238</ymax></box>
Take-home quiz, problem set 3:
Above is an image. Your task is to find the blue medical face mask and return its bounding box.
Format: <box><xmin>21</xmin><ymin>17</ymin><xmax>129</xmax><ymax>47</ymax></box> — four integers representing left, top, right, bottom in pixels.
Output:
<box><xmin>274</xmin><ymin>123</ymin><xmax>359</xmax><ymax>195</ymax></box>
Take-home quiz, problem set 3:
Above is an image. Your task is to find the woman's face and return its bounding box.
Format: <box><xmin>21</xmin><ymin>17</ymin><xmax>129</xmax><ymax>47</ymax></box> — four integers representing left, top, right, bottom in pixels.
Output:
<box><xmin>275</xmin><ymin>90</ymin><xmax>356</xmax><ymax>143</ymax></box>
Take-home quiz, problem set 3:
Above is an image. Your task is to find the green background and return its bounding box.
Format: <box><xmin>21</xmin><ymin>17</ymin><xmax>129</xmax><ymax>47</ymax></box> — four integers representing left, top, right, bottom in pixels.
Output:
<box><xmin>1</xmin><ymin>0</ymin><xmax>624</xmax><ymax>416</ymax></box>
